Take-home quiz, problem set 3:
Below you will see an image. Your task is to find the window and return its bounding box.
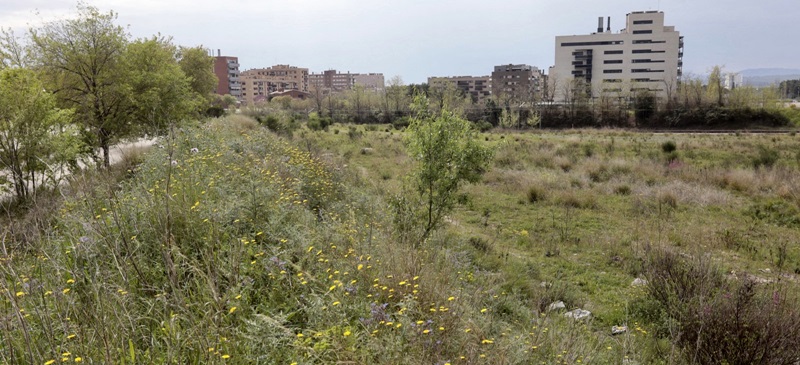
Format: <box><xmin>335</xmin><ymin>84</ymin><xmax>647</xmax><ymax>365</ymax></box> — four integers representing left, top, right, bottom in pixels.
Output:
<box><xmin>604</xmin><ymin>79</ymin><xmax>622</xmax><ymax>83</ymax></box>
<box><xmin>632</xmin><ymin>69</ymin><xmax>664</xmax><ymax>73</ymax></box>
<box><xmin>604</xmin><ymin>50</ymin><xmax>623</xmax><ymax>55</ymax></box>
<box><xmin>632</xmin><ymin>59</ymin><xmax>665</xmax><ymax>63</ymax></box>
<box><xmin>633</xmin><ymin>40</ymin><xmax>666</xmax><ymax>44</ymax></box>
<box><xmin>633</xmin><ymin>30</ymin><xmax>653</xmax><ymax>34</ymax></box>
<box><xmin>633</xmin><ymin>20</ymin><xmax>653</xmax><ymax>25</ymax></box>
<box><xmin>603</xmin><ymin>69</ymin><xmax>622</xmax><ymax>74</ymax></box>
<box><xmin>561</xmin><ymin>40</ymin><xmax>624</xmax><ymax>47</ymax></box>
<box><xmin>632</xmin><ymin>49</ymin><xmax>665</xmax><ymax>54</ymax></box>
<box><xmin>604</xmin><ymin>60</ymin><xmax>623</xmax><ymax>64</ymax></box>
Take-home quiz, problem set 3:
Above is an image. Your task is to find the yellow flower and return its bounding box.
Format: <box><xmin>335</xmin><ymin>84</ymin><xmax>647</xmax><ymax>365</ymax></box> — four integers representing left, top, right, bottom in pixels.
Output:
<box><xmin>343</xmin><ymin>330</ymin><xmax>351</xmax><ymax>337</ymax></box>
<box><xmin>74</xmin><ymin>358</ymin><xmax>82</xmax><ymax>363</ymax></box>
<box><xmin>480</xmin><ymin>308</ymin><xmax>488</xmax><ymax>313</ymax></box>
<box><xmin>66</xmin><ymin>279</ymin><xmax>75</xmax><ymax>284</ymax></box>
<box><xmin>15</xmin><ymin>291</ymin><xmax>24</xmax><ymax>297</ymax></box>
<box><xmin>332</xmin><ymin>301</ymin><xmax>340</xmax><ymax>306</ymax></box>
<box><xmin>45</xmin><ymin>361</ymin><xmax>56</xmax><ymax>365</ymax></box>
<box><xmin>422</xmin><ymin>329</ymin><xmax>430</xmax><ymax>334</ymax></box>
<box><xmin>229</xmin><ymin>307</ymin><xmax>237</xmax><ymax>314</ymax></box>
<box><xmin>221</xmin><ymin>354</ymin><xmax>230</xmax><ymax>359</ymax></box>
<box><xmin>62</xmin><ymin>288</ymin><xmax>70</xmax><ymax>294</ymax></box>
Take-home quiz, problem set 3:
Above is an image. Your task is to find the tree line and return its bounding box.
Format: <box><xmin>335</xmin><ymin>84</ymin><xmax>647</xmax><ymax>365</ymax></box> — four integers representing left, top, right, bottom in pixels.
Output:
<box><xmin>244</xmin><ymin>66</ymin><xmax>797</xmax><ymax>131</ymax></box>
<box><xmin>0</xmin><ymin>5</ymin><xmax>218</xmax><ymax>202</ymax></box>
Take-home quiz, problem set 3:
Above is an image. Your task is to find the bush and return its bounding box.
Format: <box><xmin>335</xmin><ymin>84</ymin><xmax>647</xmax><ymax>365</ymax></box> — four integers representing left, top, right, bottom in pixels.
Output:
<box><xmin>392</xmin><ymin>116</ymin><xmax>410</xmax><ymax>130</ymax></box>
<box><xmin>307</xmin><ymin>113</ymin><xmax>332</xmax><ymax>131</ymax></box>
<box><xmin>752</xmin><ymin>145</ymin><xmax>779</xmax><ymax>168</ymax></box>
<box><xmin>474</xmin><ymin>120</ymin><xmax>493</xmax><ymax>132</ymax></box>
<box><xmin>661</xmin><ymin>140</ymin><xmax>677</xmax><ymax>153</ymax></box>
<box><xmin>526</xmin><ymin>186</ymin><xmax>546</xmax><ymax>203</ymax></box>
<box><xmin>642</xmin><ymin>247</ymin><xmax>800</xmax><ymax>364</ymax></box>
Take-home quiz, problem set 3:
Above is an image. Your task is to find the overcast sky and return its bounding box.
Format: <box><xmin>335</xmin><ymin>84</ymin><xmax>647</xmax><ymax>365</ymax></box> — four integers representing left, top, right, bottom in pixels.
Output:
<box><xmin>2</xmin><ymin>0</ymin><xmax>797</xmax><ymax>83</ymax></box>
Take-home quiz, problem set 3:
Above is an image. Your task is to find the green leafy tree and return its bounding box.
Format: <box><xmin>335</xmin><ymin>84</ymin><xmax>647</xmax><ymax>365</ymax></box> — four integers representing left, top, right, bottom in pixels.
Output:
<box><xmin>31</xmin><ymin>5</ymin><xmax>130</xmax><ymax>167</ymax></box>
<box><xmin>178</xmin><ymin>45</ymin><xmax>218</xmax><ymax>112</ymax></box>
<box><xmin>0</xmin><ymin>68</ymin><xmax>75</xmax><ymax>201</ymax></box>
<box><xmin>125</xmin><ymin>36</ymin><xmax>196</xmax><ymax>133</ymax></box>
<box><xmin>397</xmin><ymin>94</ymin><xmax>493</xmax><ymax>246</ymax></box>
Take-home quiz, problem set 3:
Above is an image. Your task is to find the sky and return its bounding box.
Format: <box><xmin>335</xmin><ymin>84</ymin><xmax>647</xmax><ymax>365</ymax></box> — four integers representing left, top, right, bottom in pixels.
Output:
<box><xmin>2</xmin><ymin>0</ymin><xmax>798</xmax><ymax>84</ymax></box>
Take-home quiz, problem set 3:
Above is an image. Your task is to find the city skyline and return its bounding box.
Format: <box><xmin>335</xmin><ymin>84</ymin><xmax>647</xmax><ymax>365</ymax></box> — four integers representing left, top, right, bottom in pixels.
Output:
<box><xmin>2</xmin><ymin>0</ymin><xmax>798</xmax><ymax>84</ymax></box>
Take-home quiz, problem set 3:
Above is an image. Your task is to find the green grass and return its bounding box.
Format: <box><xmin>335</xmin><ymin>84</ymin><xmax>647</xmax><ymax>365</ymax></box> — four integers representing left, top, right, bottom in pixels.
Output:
<box><xmin>2</xmin><ymin>118</ymin><xmax>799</xmax><ymax>364</ymax></box>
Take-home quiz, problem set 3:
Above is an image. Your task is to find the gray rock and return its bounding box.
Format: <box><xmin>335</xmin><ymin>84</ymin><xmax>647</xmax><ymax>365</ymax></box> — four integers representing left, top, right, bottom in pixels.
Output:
<box><xmin>631</xmin><ymin>278</ymin><xmax>648</xmax><ymax>286</ymax></box>
<box><xmin>547</xmin><ymin>300</ymin><xmax>567</xmax><ymax>312</ymax></box>
<box><xmin>360</xmin><ymin>147</ymin><xmax>374</xmax><ymax>155</ymax></box>
<box><xmin>612</xmin><ymin>325</ymin><xmax>628</xmax><ymax>335</ymax></box>
<box><xmin>547</xmin><ymin>301</ymin><xmax>566</xmax><ymax>311</ymax></box>
<box><xmin>564</xmin><ymin>309</ymin><xmax>591</xmax><ymax>320</ymax></box>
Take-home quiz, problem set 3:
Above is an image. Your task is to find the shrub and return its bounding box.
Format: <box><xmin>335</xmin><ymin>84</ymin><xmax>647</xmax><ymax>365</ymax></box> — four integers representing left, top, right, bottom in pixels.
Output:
<box><xmin>474</xmin><ymin>120</ymin><xmax>493</xmax><ymax>132</ymax></box>
<box><xmin>526</xmin><ymin>186</ymin><xmax>546</xmax><ymax>203</ymax></box>
<box><xmin>661</xmin><ymin>140</ymin><xmax>677</xmax><ymax>153</ymax></box>
<box><xmin>347</xmin><ymin>126</ymin><xmax>362</xmax><ymax>139</ymax></box>
<box><xmin>392</xmin><ymin>116</ymin><xmax>410</xmax><ymax>130</ymax></box>
<box><xmin>614</xmin><ymin>185</ymin><xmax>631</xmax><ymax>195</ymax></box>
<box><xmin>752</xmin><ymin>145</ymin><xmax>779</xmax><ymax>168</ymax></box>
<box><xmin>642</xmin><ymin>247</ymin><xmax>800</xmax><ymax>364</ymax></box>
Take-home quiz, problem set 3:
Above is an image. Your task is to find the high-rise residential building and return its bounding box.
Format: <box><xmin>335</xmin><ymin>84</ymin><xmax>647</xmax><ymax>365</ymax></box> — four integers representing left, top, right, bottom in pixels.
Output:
<box><xmin>427</xmin><ymin>75</ymin><xmax>492</xmax><ymax>104</ymax></box>
<box><xmin>213</xmin><ymin>51</ymin><xmax>241</xmax><ymax>100</ymax></box>
<box><xmin>240</xmin><ymin>65</ymin><xmax>309</xmax><ymax>105</ymax></box>
<box><xmin>723</xmin><ymin>72</ymin><xmax>743</xmax><ymax>90</ymax></box>
<box><xmin>551</xmin><ymin>11</ymin><xmax>683</xmax><ymax>101</ymax></box>
<box><xmin>308</xmin><ymin>70</ymin><xmax>385</xmax><ymax>93</ymax></box>
<box><xmin>491</xmin><ymin>64</ymin><xmax>545</xmax><ymax>102</ymax></box>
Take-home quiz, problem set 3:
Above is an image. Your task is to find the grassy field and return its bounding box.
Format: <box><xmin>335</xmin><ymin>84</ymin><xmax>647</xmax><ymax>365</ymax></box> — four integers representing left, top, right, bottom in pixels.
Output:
<box><xmin>2</xmin><ymin>116</ymin><xmax>799</xmax><ymax>364</ymax></box>
<box><xmin>302</xmin><ymin>124</ymin><xmax>800</xmax><ymax>362</ymax></box>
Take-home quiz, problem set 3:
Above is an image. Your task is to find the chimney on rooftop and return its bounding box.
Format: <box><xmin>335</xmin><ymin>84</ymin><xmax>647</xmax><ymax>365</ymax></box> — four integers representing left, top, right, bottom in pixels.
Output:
<box><xmin>597</xmin><ymin>17</ymin><xmax>604</xmax><ymax>33</ymax></box>
<box><xmin>607</xmin><ymin>17</ymin><xmax>611</xmax><ymax>31</ymax></box>
<box><xmin>217</xmin><ymin>49</ymin><xmax>221</xmax><ymax>57</ymax></box>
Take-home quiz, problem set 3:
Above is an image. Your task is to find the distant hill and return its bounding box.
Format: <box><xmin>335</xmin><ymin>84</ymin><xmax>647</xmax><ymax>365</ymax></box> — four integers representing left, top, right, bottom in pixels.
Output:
<box><xmin>738</xmin><ymin>68</ymin><xmax>800</xmax><ymax>87</ymax></box>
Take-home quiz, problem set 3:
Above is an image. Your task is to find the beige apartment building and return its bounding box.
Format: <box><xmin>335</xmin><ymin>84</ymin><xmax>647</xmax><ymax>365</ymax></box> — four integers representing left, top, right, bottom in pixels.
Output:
<box><xmin>428</xmin><ymin>75</ymin><xmax>492</xmax><ymax>104</ymax></box>
<box><xmin>550</xmin><ymin>11</ymin><xmax>683</xmax><ymax>101</ymax></box>
<box><xmin>240</xmin><ymin>65</ymin><xmax>309</xmax><ymax>105</ymax></box>
<box><xmin>352</xmin><ymin>73</ymin><xmax>385</xmax><ymax>92</ymax></box>
<box><xmin>308</xmin><ymin>70</ymin><xmax>385</xmax><ymax>93</ymax></box>
<box><xmin>491</xmin><ymin>64</ymin><xmax>545</xmax><ymax>102</ymax></box>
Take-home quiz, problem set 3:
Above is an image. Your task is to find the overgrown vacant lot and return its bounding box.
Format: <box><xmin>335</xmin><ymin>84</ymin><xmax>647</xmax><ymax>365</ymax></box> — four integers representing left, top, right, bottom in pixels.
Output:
<box><xmin>304</xmin><ymin>124</ymin><xmax>800</xmax><ymax>362</ymax></box>
<box><xmin>3</xmin><ymin>116</ymin><xmax>800</xmax><ymax>364</ymax></box>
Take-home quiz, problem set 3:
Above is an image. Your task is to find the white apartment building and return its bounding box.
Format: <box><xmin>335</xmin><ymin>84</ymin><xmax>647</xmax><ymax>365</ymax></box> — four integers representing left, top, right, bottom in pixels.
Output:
<box><xmin>551</xmin><ymin>11</ymin><xmax>683</xmax><ymax>101</ymax></box>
